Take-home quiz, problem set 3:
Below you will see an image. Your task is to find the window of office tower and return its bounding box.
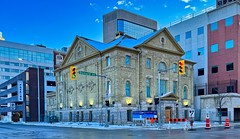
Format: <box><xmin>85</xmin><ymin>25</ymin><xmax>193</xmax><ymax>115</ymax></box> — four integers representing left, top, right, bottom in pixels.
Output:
<box><xmin>117</xmin><ymin>20</ymin><xmax>154</xmax><ymax>39</ymax></box>
<box><xmin>0</xmin><ymin>46</ymin><xmax>53</xmax><ymax>63</ymax></box>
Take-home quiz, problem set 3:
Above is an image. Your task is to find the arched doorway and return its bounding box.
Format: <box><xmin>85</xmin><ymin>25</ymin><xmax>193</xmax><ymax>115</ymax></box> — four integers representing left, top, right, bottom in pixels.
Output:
<box><xmin>165</xmin><ymin>106</ymin><xmax>172</xmax><ymax>122</ymax></box>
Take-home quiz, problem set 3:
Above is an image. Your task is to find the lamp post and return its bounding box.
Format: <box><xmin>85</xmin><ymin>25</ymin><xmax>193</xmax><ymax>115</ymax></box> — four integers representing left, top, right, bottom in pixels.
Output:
<box><xmin>18</xmin><ymin>58</ymin><xmax>40</xmax><ymax>122</ymax></box>
<box><xmin>158</xmin><ymin>71</ymin><xmax>162</xmax><ymax>128</ymax></box>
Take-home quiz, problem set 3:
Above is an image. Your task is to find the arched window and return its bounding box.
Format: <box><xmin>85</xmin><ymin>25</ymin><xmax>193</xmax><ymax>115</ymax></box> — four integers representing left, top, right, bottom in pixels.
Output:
<box><xmin>107</xmin><ymin>80</ymin><xmax>111</xmax><ymax>96</ymax></box>
<box><xmin>183</xmin><ymin>86</ymin><xmax>188</xmax><ymax>99</ymax></box>
<box><xmin>158</xmin><ymin>62</ymin><xmax>167</xmax><ymax>71</ymax></box>
<box><xmin>172</xmin><ymin>63</ymin><xmax>177</xmax><ymax>73</ymax></box>
<box><xmin>126</xmin><ymin>81</ymin><xmax>131</xmax><ymax>97</ymax></box>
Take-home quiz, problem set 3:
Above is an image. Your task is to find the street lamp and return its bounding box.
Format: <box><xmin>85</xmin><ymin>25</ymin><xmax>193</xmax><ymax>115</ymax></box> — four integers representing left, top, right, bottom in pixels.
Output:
<box><xmin>18</xmin><ymin>58</ymin><xmax>41</xmax><ymax>122</ymax></box>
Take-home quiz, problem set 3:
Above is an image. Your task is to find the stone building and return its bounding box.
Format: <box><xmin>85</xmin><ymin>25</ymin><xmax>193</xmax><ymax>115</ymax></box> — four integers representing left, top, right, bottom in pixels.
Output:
<box><xmin>54</xmin><ymin>28</ymin><xmax>195</xmax><ymax>124</ymax></box>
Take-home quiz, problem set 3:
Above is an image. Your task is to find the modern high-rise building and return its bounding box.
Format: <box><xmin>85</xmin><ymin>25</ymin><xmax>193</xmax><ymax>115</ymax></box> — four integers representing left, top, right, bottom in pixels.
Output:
<box><xmin>167</xmin><ymin>0</ymin><xmax>240</xmax><ymax>121</ymax></box>
<box><xmin>0</xmin><ymin>36</ymin><xmax>67</xmax><ymax>122</ymax></box>
<box><xmin>103</xmin><ymin>9</ymin><xmax>158</xmax><ymax>43</ymax></box>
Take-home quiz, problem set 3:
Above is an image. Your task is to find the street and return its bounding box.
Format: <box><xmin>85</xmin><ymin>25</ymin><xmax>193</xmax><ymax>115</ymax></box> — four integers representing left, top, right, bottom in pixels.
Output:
<box><xmin>0</xmin><ymin>123</ymin><xmax>240</xmax><ymax>139</ymax></box>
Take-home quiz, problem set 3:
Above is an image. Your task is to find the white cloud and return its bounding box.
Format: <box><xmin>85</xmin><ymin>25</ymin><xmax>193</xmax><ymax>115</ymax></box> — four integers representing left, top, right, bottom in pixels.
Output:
<box><xmin>200</xmin><ymin>0</ymin><xmax>207</xmax><ymax>2</ymax></box>
<box><xmin>89</xmin><ymin>3</ymin><xmax>98</xmax><ymax>10</ymax></box>
<box><xmin>190</xmin><ymin>6</ymin><xmax>196</xmax><ymax>11</ymax></box>
<box><xmin>113</xmin><ymin>6</ymin><xmax>118</xmax><ymax>9</ymax></box>
<box><xmin>134</xmin><ymin>5</ymin><xmax>143</xmax><ymax>11</ymax></box>
<box><xmin>95</xmin><ymin>18</ymin><xmax>100</xmax><ymax>23</ymax></box>
<box><xmin>125</xmin><ymin>1</ymin><xmax>133</xmax><ymax>7</ymax></box>
<box><xmin>163</xmin><ymin>4</ymin><xmax>168</xmax><ymax>8</ymax></box>
<box><xmin>117</xmin><ymin>0</ymin><xmax>125</xmax><ymax>5</ymax></box>
<box><xmin>181</xmin><ymin>0</ymin><xmax>191</xmax><ymax>3</ymax></box>
<box><xmin>184</xmin><ymin>5</ymin><xmax>190</xmax><ymax>9</ymax></box>
<box><xmin>107</xmin><ymin>6</ymin><xmax>110</xmax><ymax>9</ymax></box>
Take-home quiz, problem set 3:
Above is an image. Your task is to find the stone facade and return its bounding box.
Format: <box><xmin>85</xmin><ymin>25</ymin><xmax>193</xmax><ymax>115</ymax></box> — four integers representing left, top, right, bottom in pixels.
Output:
<box><xmin>54</xmin><ymin>28</ymin><xmax>195</xmax><ymax>124</ymax></box>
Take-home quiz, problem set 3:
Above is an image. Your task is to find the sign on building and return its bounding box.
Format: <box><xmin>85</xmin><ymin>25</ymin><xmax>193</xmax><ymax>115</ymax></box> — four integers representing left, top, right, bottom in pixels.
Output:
<box><xmin>17</xmin><ymin>81</ymin><xmax>23</xmax><ymax>101</ymax></box>
<box><xmin>189</xmin><ymin>109</ymin><xmax>195</xmax><ymax>118</ymax></box>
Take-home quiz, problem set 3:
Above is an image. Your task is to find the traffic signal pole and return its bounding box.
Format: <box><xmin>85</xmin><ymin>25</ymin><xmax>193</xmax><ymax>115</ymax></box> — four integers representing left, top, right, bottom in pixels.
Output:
<box><xmin>157</xmin><ymin>60</ymin><xmax>185</xmax><ymax>128</ymax></box>
<box><xmin>104</xmin><ymin>75</ymin><xmax>109</xmax><ymax>127</ymax></box>
<box><xmin>158</xmin><ymin>71</ymin><xmax>162</xmax><ymax>128</ymax></box>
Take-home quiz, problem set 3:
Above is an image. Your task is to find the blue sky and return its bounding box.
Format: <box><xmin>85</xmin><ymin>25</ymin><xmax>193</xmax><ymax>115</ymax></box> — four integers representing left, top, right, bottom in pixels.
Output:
<box><xmin>0</xmin><ymin>0</ymin><xmax>215</xmax><ymax>49</ymax></box>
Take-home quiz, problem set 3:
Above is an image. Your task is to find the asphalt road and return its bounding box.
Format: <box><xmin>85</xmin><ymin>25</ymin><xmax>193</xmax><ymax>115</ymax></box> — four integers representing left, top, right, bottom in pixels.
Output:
<box><xmin>0</xmin><ymin>123</ymin><xmax>240</xmax><ymax>139</ymax></box>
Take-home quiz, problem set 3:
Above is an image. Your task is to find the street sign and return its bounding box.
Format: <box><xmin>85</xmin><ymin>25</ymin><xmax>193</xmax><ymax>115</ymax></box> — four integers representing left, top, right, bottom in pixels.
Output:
<box><xmin>189</xmin><ymin>109</ymin><xmax>195</xmax><ymax>118</ymax></box>
<box><xmin>78</xmin><ymin>71</ymin><xmax>97</xmax><ymax>76</ymax></box>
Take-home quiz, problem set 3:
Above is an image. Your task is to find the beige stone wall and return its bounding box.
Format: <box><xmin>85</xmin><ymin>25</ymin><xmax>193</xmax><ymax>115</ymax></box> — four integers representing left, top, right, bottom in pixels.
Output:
<box><xmin>54</xmin><ymin>31</ymin><xmax>195</xmax><ymax>123</ymax></box>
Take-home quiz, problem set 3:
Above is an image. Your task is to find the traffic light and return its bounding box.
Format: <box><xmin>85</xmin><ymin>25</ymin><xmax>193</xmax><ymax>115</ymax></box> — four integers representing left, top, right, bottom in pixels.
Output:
<box><xmin>154</xmin><ymin>97</ymin><xmax>159</xmax><ymax>105</ymax></box>
<box><xmin>70</xmin><ymin>66</ymin><xmax>77</xmax><ymax>80</ymax></box>
<box><xmin>105</xmin><ymin>100</ymin><xmax>110</xmax><ymax>107</ymax></box>
<box><xmin>178</xmin><ymin>60</ymin><xmax>185</xmax><ymax>75</ymax></box>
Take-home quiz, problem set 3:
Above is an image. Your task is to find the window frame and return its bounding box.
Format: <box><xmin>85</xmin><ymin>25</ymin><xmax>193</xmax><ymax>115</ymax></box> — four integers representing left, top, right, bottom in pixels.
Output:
<box><xmin>146</xmin><ymin>58</ymin><xmax>151</xmax><ymax>69</ymax></box>
<box><xmin>197</xmin><ymin>26</ymin><xmax>204</xmax><ymax>35</ymax></box>
<box><xmin>225</xmin><ymin>16</ymin><xmax>233</xmax><ymax>27</ymax></box>
<box><xmin>211</xmin><ymin>44</ymin><xmax>218</xmax><ymax>53</ymax></box>
<box><xmin>226</xmin><ymin>62</ymin><xmax>234</xmax><ymax>71</ymax></box>
<box><xmin>185</xmin><ymin>31</ymin><xmax>192</xmax><ymax>39</ymax></box>
<box><xmin>211</xmin><ymin>22</ymin><xmax>218</xmax><ymax>31</ymax></box>
<box><xmin>225</xmin><ymin>40</ymin><xmax>234</xmax><ymax>49</ymax></box>
<box><xmin>198</xmin><ymin>68</ymin><xmax>204</xmax><ymax>76</ymax></box>
<box><xmin>211</xmin><ymin>65</ymin><xmax>218</xmax><ymax>74</ymax></box>
<box><xmin>125</xmin><ymin>81</ymin><xmax>131</xmax><ymax>97</ymax></box>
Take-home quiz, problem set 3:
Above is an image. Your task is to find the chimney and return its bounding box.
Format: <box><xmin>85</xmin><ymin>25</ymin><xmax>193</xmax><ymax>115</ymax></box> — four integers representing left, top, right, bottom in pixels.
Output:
<box><xmin>0</xmin><ymin>32</ymin><xmax>5</xmax><ymax>41</ymax></box>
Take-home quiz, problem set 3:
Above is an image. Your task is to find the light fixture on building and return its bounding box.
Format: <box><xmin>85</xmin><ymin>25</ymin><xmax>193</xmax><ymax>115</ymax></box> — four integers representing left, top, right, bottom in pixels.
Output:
<box><xmin>183</xmin><ymin>100</ymin><xmax>189</xmax><ymax>107</ymax></box>
<box><xmin>70</xmin><ymin>101</ymin><xmax>73</xmax><ymax>108</ymax></box>
<box><xmin>60</xmin><ymin>103</ymin><xmax>63</xmax><ymax>109</ymax></box>
<box><xmin>79</xmin><ymin>101</ymin><xmax>83</xmax><ymax>107</ymax></box>
<box><xmin>89</xmin><ymin>99</ymin><xmax>94</xmax><ymax>107</ymax></box>
<box><xmin>126</xmin><ymin>97</ymin><xmax>132</xmax><ymax>105</ymax></box>
<box><xmin>146</xmin><ymin>98</ymin><xmax>153</xmax><ymax>105</ymax></box>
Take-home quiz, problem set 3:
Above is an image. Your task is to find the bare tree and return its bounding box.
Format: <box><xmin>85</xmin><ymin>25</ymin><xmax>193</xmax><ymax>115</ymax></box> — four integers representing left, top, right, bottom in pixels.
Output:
<box><xmin>213</xmin><ymin>92</ymin><xmax>230</xmax><ymax>125</ymax></box>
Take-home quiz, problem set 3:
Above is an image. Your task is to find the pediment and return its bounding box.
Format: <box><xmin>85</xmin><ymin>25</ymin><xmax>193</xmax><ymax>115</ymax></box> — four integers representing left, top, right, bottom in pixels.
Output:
<box><xmin>142</xmin><ymin>28</ymin><xmax>184</xmax><ymax>55</ymax></box>
<box><xmin>160</xmin><ymin>92</ymin><xmax>179</xmax><ymax>101</ymax></box>
<box><xmin>61</xmin><ymin>36</ymin><xmax>99</xmax><ymax>66</ymax></box>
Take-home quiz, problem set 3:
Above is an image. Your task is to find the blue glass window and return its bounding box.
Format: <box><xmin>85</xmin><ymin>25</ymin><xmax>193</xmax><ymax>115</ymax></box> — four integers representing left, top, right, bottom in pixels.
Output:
<box><xmin>185</xmin><ymin>31</ymin><xmax>192</xmax><ymax>39</ymax></box>
<box><xmin>211</xmin><ymin>44</ymin><xmax>218</xmax><ymax>53</ymax></box>
<box><xmin>226</xmin><ymin>40</ymin><xmax>234</xmax><ymax>49</ymax></box>
<box><xmin>146</xmin><ymin>78</ymin><xmax>151</xmax><ymax>98</ymax></box>
<box><xmin>198</xmin><ymin>47</ymin><xmax>204</xmax><ymax>56</ymax></box>
<box><xmin>160</xmin><ymin>80</ymin><xmax>166</xmax><ymax>95</ymax></box>
<box><xmin>125</xmin><ymin>81</ymin><xmax>131</xmax><ymax>97</ymax></box>
<box><xmin>173</xmin><ymin>81</ymin><xmax>177</xmax><ymax>94</ymax></box>
<box><xmin>211</xmin><ymin>22</ymin><xmax>218</xmax><ymax>31</ymax></box>
<box><xmin>117</xmin><ymin>20</ymin><xmax>124</xmax><ymax>32</ymax></box>
<box><xmin>146</xmin><ymin>58</ymin><xmax>151</xmax><ymax>69</ymax></box>
<box><xmin>183</xmin><ymin>86</ymin><xmax>187</xmax><ymax>99</ymax></box>
<box><xmin>185</xmin><ymin>51</ymin><xmax>192</xmax><ymax>59</ymax></box>
<box><xmin>125</xmin><ymin>55</ymin><xmax>131</xmax><ymax>66</ymax></box>
<box><xmin>106</xmin><ymin>56</ymin><xmax>111</xmax><ymax>67</ymax></box>
<box><xmin>197</xmin><ymin>26</ymin><xmax>204</xmax><ymax>35</ymax></box>
<box><xmin>175</xmin><ymin>35</ymin><xmax>180</xmax><ymax>42</ymax></box>
<box><xmin>225</xmin><ymin>16</ymin><xmax>233</xmax><ymax>27</ymax></box>
<box><xmin>158</xmin><ymin>62</ymin><xmax>166</xmax><ymax>71</ymax></box>
<box><xmin>172</xmin><ymin>63</ymin><xmax>177</xmax><ymax>73</ymax></box>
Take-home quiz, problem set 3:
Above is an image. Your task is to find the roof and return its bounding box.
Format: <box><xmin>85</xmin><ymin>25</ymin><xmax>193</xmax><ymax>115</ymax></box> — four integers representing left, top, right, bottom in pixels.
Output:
<box><xmin>80</xmin><ymin>30</ymin><xmax>159</xmax><ymax>51</ymax></box>
<box><xmin>0</xmin><ymin>40</ymin><xmax>53</xmax><ymax>53</ymax></box>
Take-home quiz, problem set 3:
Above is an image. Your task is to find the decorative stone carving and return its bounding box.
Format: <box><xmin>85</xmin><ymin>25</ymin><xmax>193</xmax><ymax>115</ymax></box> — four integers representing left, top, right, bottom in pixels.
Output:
<box><xmin>77</xmin><ymin>83</ymin><xmax>85</xmax><ymax>93</ymax></box>
<box><xmin>87</xmin><ymin>81</ymin><xmax>96</xmax><ymax>91</ymax></box>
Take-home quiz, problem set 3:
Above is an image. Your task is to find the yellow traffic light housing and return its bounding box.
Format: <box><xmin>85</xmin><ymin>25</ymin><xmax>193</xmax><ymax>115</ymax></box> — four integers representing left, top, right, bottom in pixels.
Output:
<box><xmin>70</xmin><ymin>66</ymin><xmax>77</xmax><ymax>80</ymax></box>
<box><xmin>178</xmin><ymin>60</ymin><xmax>185</xmax><ymax>75</ymax></box>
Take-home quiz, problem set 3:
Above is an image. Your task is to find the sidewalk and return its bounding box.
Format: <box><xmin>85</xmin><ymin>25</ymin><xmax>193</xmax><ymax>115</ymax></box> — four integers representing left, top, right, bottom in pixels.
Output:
<box><xmin>8</xmin><ymin>121</ymin><xmax>239</xmax><ymax>130</ymax></box>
